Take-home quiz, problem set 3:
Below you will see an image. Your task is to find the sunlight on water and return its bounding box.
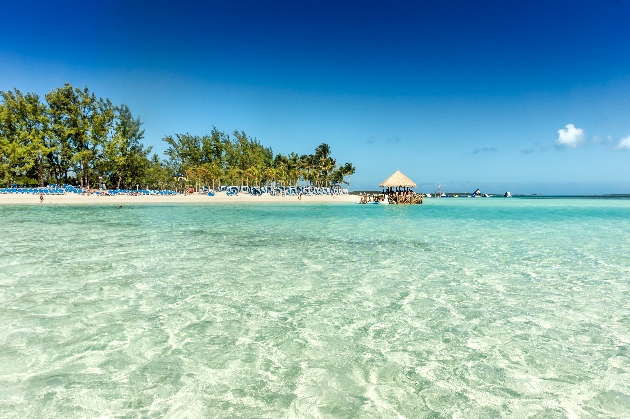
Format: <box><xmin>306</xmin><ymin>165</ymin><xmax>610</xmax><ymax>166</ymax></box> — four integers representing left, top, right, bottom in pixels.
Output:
<box><xmin>1</xmin><ymin>199</ymin><xmax>630</xmax><ymax>418</ymax></box>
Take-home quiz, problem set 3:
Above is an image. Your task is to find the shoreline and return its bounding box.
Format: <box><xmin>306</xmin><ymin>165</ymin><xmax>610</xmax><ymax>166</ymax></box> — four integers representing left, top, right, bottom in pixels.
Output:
<box><xmin>0</xmin><ymin>192</ymin><xmax>357</xmax><ymax>205</ymax></box>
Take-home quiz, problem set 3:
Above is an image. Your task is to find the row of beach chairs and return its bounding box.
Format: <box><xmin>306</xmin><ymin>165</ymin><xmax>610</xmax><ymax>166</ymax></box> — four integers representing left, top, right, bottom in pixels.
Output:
<box><xmin>207</xmin><ymin>185</ymin><xmax>348</xmax><ymax>196</ymax></box>
<box><xmin>96</xmin><ymin>189</ymin><xmax>178</xmax><ymax>196</ymax></box>
<box><xmin>0</xmin><ymin>185</ymin><xmax>178</xmax><ymax>196</ymax></box>
<box><xmin>0</xmin><ymin>185</ymin><xmax>80</xmax><ymax>195</ymax></box>
<box><xmin>1</xmin><ymin>184</ymin><xmax>347</xmax><ymax>197</ymax></box>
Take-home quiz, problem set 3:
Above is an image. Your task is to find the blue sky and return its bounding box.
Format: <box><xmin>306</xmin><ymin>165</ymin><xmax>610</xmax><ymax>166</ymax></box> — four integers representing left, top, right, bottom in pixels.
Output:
<box><xmin>1</xmin><ymin>0</ymin><xmax>629</xmax><ymax>193</ymax></box>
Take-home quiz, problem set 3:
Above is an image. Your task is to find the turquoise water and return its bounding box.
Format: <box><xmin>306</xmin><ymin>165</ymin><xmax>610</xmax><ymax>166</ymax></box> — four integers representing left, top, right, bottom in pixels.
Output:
<box><xmin>1</xmin><ymin>199</ymin><xmax>630</xmax><ymax>418</ymax></box>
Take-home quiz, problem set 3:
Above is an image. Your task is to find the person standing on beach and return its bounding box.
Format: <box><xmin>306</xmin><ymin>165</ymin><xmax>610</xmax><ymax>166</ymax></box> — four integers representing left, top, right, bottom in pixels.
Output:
<box><xmin>39</xmin><ymin>193</ymin><xmax>44</xmax><ymax>203</ymax></box>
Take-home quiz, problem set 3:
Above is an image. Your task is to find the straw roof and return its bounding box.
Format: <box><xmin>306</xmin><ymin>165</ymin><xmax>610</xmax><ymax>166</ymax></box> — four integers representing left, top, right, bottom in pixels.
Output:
<box><xmin>380</xmin><ymin>170</ymin><xmax>417</xmax><ymax>188</ymax></box>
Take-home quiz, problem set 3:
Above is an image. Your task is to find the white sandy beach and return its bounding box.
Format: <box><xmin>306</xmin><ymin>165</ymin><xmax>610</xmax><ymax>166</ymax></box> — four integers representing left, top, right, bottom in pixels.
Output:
<box><xmin>0</xmin><ymin>192</ymin><xmax>357</xmax><ymax>205</ymax></box>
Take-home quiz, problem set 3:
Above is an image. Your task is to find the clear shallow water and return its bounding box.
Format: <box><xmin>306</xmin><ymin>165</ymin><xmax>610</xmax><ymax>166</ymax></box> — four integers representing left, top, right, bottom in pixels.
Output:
<box><xmin>1</xmin><ymin>199</ymin><xmax>629</xmax><ymax>418</ymax></box>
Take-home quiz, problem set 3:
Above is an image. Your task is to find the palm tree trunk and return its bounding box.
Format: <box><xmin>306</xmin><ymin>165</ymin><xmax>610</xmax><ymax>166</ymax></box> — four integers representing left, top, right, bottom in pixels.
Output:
<box><xmin>37</xmin><ymin>155</ymin><xmax>44</xmax><ymax>187</ymax></box>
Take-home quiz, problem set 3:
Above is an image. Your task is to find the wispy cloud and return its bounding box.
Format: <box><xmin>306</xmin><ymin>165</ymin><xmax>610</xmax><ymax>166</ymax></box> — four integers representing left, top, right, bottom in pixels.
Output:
<box><xmin>520</xmin><ymin>149</ymin><xmax>535</xmax><ymax>154</ymax></box>
<box><xmin>473</xmin><ymin>147</ymin><xmax>497</xmax><ymax>154</ymax></box>
<box><xmin>593</xmin><ymin>135</ymin><xmax>613</xmax><ymax>144</ymax></box>
<box><xmin>366</xmin><ymin>136</ymin><xmax>376</xmax><ymax>144</ymax></box>
<box><xmin>556</xmin><ymin>124</ymin><xmax>585</xmax><ymax>148</ymax></box>
<box><xmin>588</xmin><ymin>134</ymin><xmax>630</xmax><ymax>151</ymax></box>
<box><xmin>386</xmin><ymin>137</ymin><xmax>401</xmax><ymax>144</ymax></box>
<box><xmin>615</xmin><ymin>135</ymin><xmax>630</xmax><ymax>151</ymax></box>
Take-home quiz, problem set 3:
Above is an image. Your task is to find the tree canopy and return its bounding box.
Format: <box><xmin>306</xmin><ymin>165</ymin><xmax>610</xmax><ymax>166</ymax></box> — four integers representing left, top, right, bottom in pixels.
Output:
<box><xmin>0</xmin><ymin>84</ymin><xmax>355</xmax><ymax>190</ymax></box>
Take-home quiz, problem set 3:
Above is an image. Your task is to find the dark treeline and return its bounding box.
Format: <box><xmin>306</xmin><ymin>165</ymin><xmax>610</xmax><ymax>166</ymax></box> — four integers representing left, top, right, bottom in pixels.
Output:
<box><xmin>0</xmin><ymin>84</ymin><xmax>355</xmax><ymax>190</ymax></box>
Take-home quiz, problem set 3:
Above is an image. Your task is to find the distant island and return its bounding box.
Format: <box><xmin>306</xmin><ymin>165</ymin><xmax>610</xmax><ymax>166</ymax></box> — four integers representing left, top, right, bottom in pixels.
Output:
<box><xmin>0</xmin><ymin>84</ymin><xmax>355</xmax><ymax>191</ymax></box>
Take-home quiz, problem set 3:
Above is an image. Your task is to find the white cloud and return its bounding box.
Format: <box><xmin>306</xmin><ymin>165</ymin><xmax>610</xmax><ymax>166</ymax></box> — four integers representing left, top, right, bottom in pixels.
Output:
<box><xmin>615</xmin><ymin>135</ymin><xmax>630</xmax><ymax>151</ymax></box>
<box><xmin>556</xmin><ymin>124</ymin><xmax>585</xmax><ymax>148</ymax></box>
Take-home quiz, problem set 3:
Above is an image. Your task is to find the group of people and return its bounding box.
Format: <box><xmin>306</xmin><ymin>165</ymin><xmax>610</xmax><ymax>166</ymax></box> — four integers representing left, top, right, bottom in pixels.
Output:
<box><xmin>358</xmin><ymin>189</ymin><xmax>419</xmax><ymax>204</ymax></box>
<box><xmin>389</xmin><ymin>189</ymin><xmax>415</xmax><ymax>200</ymax></box>
<box><xmin>387</xmin><ymin>189</ymin><xmax>421</xmax><ymax>204</ymax></box>
<box><xmin>359</xmin><ymin>193</ymin><xmax>388</xmax><ymax>204</ymax></box>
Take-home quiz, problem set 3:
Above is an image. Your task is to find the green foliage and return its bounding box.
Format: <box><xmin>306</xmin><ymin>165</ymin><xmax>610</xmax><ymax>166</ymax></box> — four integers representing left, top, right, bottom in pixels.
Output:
<box><xmin>45</xmin><ymin>83</ymin><xmax>115</xmax><ymax>187</ymax></box>
<box><xmin>104</xmin><ymin>104</ymin><xmax>151</xmax><ymax>189</ymax></box>
<box><xmin>164</xmin><ymin>132</ymin><xmax>355</xmax><ymax>189</ymax></box>
<box><xmin>0</xmin><ymin>83</ymin><xmax>356</xmax><ymax>191</ymax></box>
<box><xmin>0</xmin><ymin>89</ymin><xmax>50</xmax><ymax>187</ymax></box>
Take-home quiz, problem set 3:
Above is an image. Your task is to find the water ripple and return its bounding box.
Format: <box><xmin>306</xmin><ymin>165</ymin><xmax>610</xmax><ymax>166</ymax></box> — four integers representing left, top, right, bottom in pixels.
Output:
<box><xmin>1</xmin><ymin>201</ymin><xmax>629</xmax><ymax>417</ymax></box>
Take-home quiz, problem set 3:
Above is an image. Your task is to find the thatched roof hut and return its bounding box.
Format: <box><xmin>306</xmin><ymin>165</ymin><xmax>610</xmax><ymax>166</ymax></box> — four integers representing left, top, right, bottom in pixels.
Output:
<box><xmin>379</xmin><ymin>170</ymin><xmax>417</xmax><ymax>188</ymax></box>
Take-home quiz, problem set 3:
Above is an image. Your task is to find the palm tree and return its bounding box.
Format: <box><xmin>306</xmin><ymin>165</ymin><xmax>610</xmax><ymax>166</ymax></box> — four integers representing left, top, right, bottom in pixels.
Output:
<box><xmin>262</xmin><ymin>167</ymin><xmax>276</xmax><ymax>189</ymax></box>
<box><xmin>202</xmin><ymin>162</ymin><xmax>222</xmax><ymax>190</ymax></box>
<box><xmin>330</xmin><ymin>166</ymin><xmax>344</xmax><ymax>188</ymax></box>
<box><xmin>342</xmin><ymin>162</ymin><xmax>355</xmax><ymax>190</ymax></box>
<box><xmin>320</xmin><ymin>157</ymin><xmax>336</xmax><ymax>187</ymax></box>
<box><xmin>304</xmin><ymin>166</ymin><xmax>316</xmax><ymax>187</ymax></box>
<box><xmin>315</xmin><ymin>143</ymin><xmax>331</xmax><ymax>160</ymax></box>
<box><xmin>226</xmin><ymin>167</ymin><xmax>243</xmax><ymax>186</ymax></box>
<box><xmin>277</xmin><ymin>167</ymin><xmax>289</xmax><ymax>187</ymax></box>
<box><xmin>245</xmin><ymin>166</ymin><xmax>259</xmax><ymax>187</ymax></box>
<box><xmin>185</xmin><ymin>167</ymin><xmax>199</xmax><ymax>191</ymax></box>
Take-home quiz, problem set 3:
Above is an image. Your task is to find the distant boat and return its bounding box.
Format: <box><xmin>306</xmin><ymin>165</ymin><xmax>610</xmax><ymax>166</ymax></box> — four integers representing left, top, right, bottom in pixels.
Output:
<box><xmin>470</xmin><ymin>188</ymin><xmax>492</xmax><ymax>198</ymax></box>
<box><xmin>503</xmin><ymin>191</ymin><xmax>512</xmax><ymax>198</ymax></box>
